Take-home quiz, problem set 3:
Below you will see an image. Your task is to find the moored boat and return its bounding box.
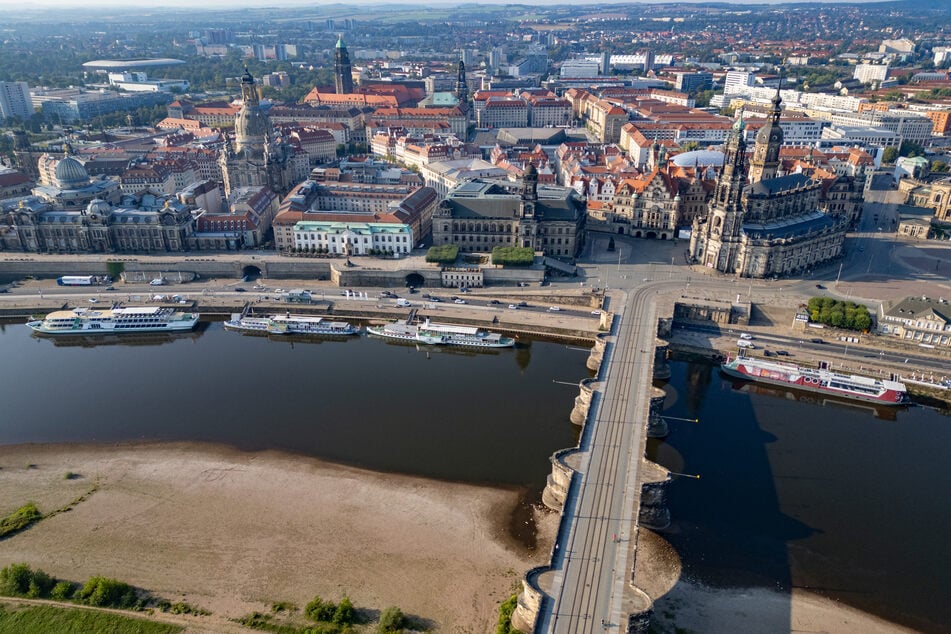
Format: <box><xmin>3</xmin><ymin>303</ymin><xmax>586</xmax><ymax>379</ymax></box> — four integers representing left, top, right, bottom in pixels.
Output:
<box><xmin>27</xmin><ymin>306</ymin><xmax>200</xmax><ymax>335</ymax></box>
<box><xmin>366</xmin><ymin>319</ymin><xmax>419</xmax><ymax>342</ymax></box>
<box><xmin>369</xmin><ymin>318</ymin><xmax>515</xmax><ymax>348</ymax></box>
<box><xmin>720</xmin><ymin>354</ymin><xmax>908</xmax><ymax>406</ymax></box>
<box><xmin>268</xmin><ymin>313</ymin><xmax>359</xmax><ymax>336</ymax></box>
<box><xmin>225</xmin><ymin>313</ymin><xmax>359</xmax><ymax>337</ymax></box>
<box><xmin>416</xmin><ymin>320</ymin><xmax>515</xmax><ymax>348</ymax></box>
<box><xmin>223</xmin><ymin>314</ymin><xmax>271</xmax><ymax>334</ymax></box>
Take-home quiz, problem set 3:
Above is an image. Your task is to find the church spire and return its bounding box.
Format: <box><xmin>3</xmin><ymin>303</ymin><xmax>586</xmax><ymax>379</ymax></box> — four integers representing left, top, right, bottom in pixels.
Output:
<box><xmin>455</xmin><ymin>58</ymin><xmax>469</xmax><ymax>112</ymax></box>
<box><xmin>334</xmin><ymin>34</ymin><xmax>354</xmax><ymax>94</ymax></box>
<box><xmin>749</xmin><ymin>71</ymin><xmax>784</xmax><ymax>184</ymax></box>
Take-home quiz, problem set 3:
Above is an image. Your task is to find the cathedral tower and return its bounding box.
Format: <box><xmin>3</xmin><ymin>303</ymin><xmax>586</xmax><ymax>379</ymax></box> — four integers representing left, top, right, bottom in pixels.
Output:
<box><xmin>692</xmin><ymin>111</ymin><xmax>749</xmax><ymax>272</ymax></box>
<box><xmin>455</xmin><ymin>59</ymin><xmax>469</xmax><ymax>112</ymax></box>
<box><xmin>748</xmin><ymin>81</ymin><xmax>784</xmax><ymax>184</ymax></box>
<box><xmin>334</xmin><ymin>34</ymin><xmax>354</xmax><ymax>94</ymax></box>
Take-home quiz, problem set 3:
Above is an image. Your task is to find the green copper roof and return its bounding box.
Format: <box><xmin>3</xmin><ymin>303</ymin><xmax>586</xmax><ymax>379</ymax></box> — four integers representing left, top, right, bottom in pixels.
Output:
<box><xmin>336</xmin><ymin>34</ymin><xmax>345</xmax><ymax>49</ymax></box>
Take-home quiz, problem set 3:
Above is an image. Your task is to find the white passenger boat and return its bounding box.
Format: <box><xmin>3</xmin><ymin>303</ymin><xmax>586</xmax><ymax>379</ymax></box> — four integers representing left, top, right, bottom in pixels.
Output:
<box><xmin>366</xmin><ymin>319</ymin><xmax>419</xmax><ymax>342</ymax></box>
<box><xmin>416</xmin><ymin>321</ymin><xmax>515</xmax><ymax>348</ymax></box>
<box><xmin>27</xmin><ymin>306</ymin><xmax>200</xmax><ymax>335</ymax></box>
<box><xmin>223</xmin><ymin>314</ymin><xmax>271</xmax><ymax>334</ymax></box>
<box><xmin>368</xmin><ymin>318</ymin><xmax>515</xmax><ymax>348</ymax></box>
<box><xmin>267</xmin><ymin>313</ymin><xmax>359</xmax><ymax>336</ymax></box>
<box><xmin>224</xmin><ymin>313</ymin><xmax>359</xmax><ymax>337</ymax></box>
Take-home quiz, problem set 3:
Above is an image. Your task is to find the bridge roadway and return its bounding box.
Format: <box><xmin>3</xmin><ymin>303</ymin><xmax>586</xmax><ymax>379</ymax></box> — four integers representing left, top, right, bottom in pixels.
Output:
<box><xmin>540</xmin><ymin>283</ymin><xmax>659</xmax><ymax>632</ymax></box>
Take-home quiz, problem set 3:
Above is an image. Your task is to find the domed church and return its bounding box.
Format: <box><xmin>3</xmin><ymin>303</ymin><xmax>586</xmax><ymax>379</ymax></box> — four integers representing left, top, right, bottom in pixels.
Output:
<box><xmin>219</xmin><ymin>68</ymin><xmax>308</xmax><ymax>198</ymax></box>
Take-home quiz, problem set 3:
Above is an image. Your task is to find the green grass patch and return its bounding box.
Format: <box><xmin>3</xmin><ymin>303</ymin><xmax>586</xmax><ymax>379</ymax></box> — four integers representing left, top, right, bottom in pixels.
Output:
<box><xmin>0</xmin><ymin>603</ymin><xmax>182</xmax><ymax>634</ymax></box>
<box><xmin>494</xmin><ymin>594</ymin><xmax>518</xmax><ymax>634</ymax></box>
<box><xmin>425</xmin><ymin>245</ymin><xmax>459</xmax><ymax>264</ymax></box>
<box><xmin>491</xmin><ymin>246</ymin><xmax>535</xmax><ymax>267</ymax></box>
<box><xmin>0</xmin><ymin>503</ymin><xmax>42</xmax><ymax>540</ymax></box>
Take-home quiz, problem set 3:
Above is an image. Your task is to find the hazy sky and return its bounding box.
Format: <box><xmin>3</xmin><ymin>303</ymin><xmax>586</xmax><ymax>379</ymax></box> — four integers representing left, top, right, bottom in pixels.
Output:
<box><xmin>0</xmin><ymin>0</ymin><xmax>894</xmax><ymax>8</ymax></box>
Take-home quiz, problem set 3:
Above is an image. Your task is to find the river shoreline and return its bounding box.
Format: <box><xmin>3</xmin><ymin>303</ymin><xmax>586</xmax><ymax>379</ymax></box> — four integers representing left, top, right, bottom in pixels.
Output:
<box><xmin>0</xmin><ymin>441</ymin><xmax>557</xmax><ymax>632</ymax></box>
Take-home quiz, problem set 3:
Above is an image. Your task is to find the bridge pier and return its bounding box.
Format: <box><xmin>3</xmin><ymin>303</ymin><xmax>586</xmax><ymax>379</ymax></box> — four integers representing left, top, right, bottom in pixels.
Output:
<box><xmin>653</xmin><ymin>339</ymin><xmax>670</xmax><ymax>379</ymax></box>
<box><xmin>569</xmin><ymin>377</ymin><xmax>596</xmax><ymax>426</ymax></box>
<box><xmin>646</xmin><ymin>386</ymin><xmax>669</xmax><ymax>438</ymax></box>
<box><xmin>586</xmin><ymin>333</ymin><xmax>608</xmax><ymax>372</ymax></box>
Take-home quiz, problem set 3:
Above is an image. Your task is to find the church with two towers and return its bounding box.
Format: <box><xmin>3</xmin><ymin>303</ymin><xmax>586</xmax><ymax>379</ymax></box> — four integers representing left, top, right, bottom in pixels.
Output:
<box><xmin>689</xmin><ymin>88</ymin><xmax>850</xmax><ymax>278</ymax></box>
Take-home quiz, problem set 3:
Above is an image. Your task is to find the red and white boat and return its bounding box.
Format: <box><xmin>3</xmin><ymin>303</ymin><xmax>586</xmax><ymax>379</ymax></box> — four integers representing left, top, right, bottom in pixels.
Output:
<box><xmin>720</xmin><ymin>354</ymin><xmax>908</xmax><ymax>406</ymax></box>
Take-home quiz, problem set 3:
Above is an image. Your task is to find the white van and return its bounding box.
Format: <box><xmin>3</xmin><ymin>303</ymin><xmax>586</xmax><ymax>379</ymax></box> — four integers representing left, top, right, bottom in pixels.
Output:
<box><xmin>737</xmin><ymin>339</ymin><xmax>755</xmax><ymax>349</ymax></box>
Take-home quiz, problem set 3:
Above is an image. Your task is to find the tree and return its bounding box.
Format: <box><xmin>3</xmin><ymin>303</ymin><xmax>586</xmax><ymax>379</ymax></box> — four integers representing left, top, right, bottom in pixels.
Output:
<box><xmin>931</xmin><ymin>160</ymin><xmax>949</xmax><ymax>173</ymax></box>
<box><xmin>899</xmin><ymin>140</ymin><xmax>925</xmax><ymax>158</ymax></box>
<box><xmin>882</xmin><ymin>146</ymin><xmax>898</xmax><ymax>164</ymax></box>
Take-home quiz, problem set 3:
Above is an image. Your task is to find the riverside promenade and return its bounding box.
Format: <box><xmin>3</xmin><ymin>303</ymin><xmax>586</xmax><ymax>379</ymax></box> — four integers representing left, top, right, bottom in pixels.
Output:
<box><xmin>533</xmin><ymin>283</ymin><xmax>661</xmax><ymax>632</ymax></box>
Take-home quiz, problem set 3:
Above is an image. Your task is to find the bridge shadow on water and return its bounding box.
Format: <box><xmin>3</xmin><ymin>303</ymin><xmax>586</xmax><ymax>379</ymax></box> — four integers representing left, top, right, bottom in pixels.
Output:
<box><xmin>646</xmin><ymin>358</ymin><xmax>817</xmax><ymax>633</ymax></box>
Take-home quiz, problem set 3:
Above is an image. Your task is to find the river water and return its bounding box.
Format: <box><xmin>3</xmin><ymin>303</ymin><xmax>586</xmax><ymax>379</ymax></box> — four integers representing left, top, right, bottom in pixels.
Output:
<box><xmin>2</xmin><ymin>322</ymin><xmax>948</xmax><ymax>631</ymax></box>
<box><xmin>651</xmin><ymin>357</ymin><xmax>951</xmax><ymax>634</ymax></box>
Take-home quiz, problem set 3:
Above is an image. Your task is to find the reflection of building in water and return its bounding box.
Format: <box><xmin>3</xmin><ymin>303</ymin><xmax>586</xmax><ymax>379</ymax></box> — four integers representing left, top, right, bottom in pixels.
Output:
<box><xmin>726</xmin><ymin>376</ymin><xmax>901</xmax><ymax>421</ymax></box>
<box><xmin>682</xmin><ymin>359</ymin><xmax>714</xmax><ymax>413</ymax></box>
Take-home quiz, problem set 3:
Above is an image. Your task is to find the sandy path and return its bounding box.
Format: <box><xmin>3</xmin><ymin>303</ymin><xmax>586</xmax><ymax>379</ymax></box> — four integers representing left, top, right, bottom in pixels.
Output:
<box><xmin>0</xmin><ymin>442</ymin><xmax>554</xmax><ymax>632</ymax></box>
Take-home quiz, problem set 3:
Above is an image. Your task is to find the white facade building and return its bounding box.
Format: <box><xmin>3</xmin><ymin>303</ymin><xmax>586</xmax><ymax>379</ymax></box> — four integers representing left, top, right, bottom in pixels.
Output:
<box><xmin>292</xmin><ymin>221</ymin><xmax>413</xmax><ymax>255</ymax></box>
<box><xmin>0</xmin><ymin>81</ymin><xmax>33</xmax><ymax>121</ymax></box>
<box><xmin>723</xmin><ymin>71</ymin><xmax>755</xmax><ymax>94</ymax></box>
<box><xmin>853</xmin><ymin>64</ymin><xmax>889</xmax><ymax>85</ymax></box>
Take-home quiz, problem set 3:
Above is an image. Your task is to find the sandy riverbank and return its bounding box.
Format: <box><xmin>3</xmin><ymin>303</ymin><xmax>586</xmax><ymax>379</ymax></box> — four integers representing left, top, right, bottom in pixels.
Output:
<box><xmin>0</xmin><ymin>442</ymin><xmax>556</xmax><ymax>632</ymax></box>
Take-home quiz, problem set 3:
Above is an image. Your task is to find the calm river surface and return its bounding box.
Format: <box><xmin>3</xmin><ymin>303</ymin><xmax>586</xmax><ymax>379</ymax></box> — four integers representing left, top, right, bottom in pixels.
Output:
<box><xmin>2</xmin><ymin>321</ymin><xmax>949</xmax><ymax>631</ymax></box>
<box><xmin>0</xmin><ymin>320</ymin><xmax>585</xmax><ymax>489</ymax></box>
<box><xmin>651</xmin><ymin>357</ymin><xmax>951</xmax><ymax>634</ymax></box>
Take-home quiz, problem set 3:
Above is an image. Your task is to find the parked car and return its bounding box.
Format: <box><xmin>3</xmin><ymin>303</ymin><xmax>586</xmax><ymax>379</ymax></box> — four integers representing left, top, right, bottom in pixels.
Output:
<box><xmin>235</xmin><ymin>288</ymin><xmax>247</xmax><ymax>292</ymax></box>
<box><xmin>776</xmin><ymin>350</ymin><xmax>790</xmax><ymax>356</ymax></box>
<box><xmin>490</xmin><ymin>299</ymin><xmax>501</xmax><ymax>305</ymax></box>
<box><xmin>548</xmin><ymin>306</ymin><xmax>561</xmax><ymax>311</ymax></box>
<box><xmin>430</xmin><ymin>296</ymin><xmax>442</xmax><ymax>302</ymax></box>
<box><xmin>739</xmin><ymin>333</ymin><xmax>753</xmax><ymax>340</ymax></box>
<box><xmin>508</xmin><ymin>304</ymin><xmax>519</xmax><ymax>309</ymax></box>
<box><xmin>737</xmin><ymin>339</ymin><xmax>756</xmax><ymax>349</ymax></box>
<box><xmin>453</xmin><ymin>298</ymin><xmax>467</xmax><ymax>304</ymax></box>
<box><xmin>810</xmin><ymin>338</ymin><xmax>824</xmax><ymax>344</ymax></box>
<box><xmin>518</xmin><ymin>301</ymin><xmax>528</xmax><ymax>307</ymax></box>
<box><xmin>105</xmin><ymin>286</ymin><xmax>116</xmax><ymax>291</ymax></box>
<box><xmin>764</xmin><ymin>350</ymin><xmax>775</xmax><ymax>357</ymax></box>
<box><xmin>815</xmin><ymin>284</ymin><xmax>825</xmax><ymax>289</ymax></box>
<box><xmin>591</xmin><ymin>310</ymin><xmax>602</xmax><ymax>316</ymax></box>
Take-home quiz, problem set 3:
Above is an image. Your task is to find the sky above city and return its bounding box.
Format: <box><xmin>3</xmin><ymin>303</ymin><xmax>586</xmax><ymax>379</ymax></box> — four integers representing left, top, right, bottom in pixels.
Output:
<box><xmin>0</xmin><ymin>0</ymin><xmax>895</xmax><ymax>8</ymax></box>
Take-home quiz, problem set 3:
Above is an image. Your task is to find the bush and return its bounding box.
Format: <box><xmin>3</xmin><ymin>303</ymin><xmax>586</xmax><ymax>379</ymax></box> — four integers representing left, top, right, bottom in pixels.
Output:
<box><xmin>0</xmin><ymin>563</ymin><xmax>56</xmax><ymax>599</ymax></box>
<box><xmin>51</xmin><ymin>580</ymin><xmax>76</xmax><ymax>600</ymax></box>
<box><xmin>425</xmin><ymin>245</ymin><xmax>459</xmax><ymax>264</ymax></box>
<box><xmin>0</xmin><ymin>502</ymin><xmax>43</xmax><ymax>538</ymax></box>
<box><xmin>305</xmin><ymin>596</ymin><xmax>337</xmax><ymax>622</ymax></box>
<box><xmin>378</xmin><ymin>606</ymin><xmax>405</xmax><ymax>633</ymax></box>
<box><xmin>76</xmin><ymin>576</ymin><xmax>139</xmax><ymax>609</ymax></box>
<box><xmin>333</xmin><ymin>596</ymin><xmax>355</xmax><ymax>625</ymax></box>
<box><xmin>491</xmin><ymin>246</ymin><xmax>535</xmax><ymax>267</ymax></box>
<box><xmin>0</xmin><ymin>563</ymin><xmax>34</xmax><ymax>596</ymax></box>
<box><xmin>495</xmin><ymin>594</ymin><xmax>518</xmax><ymax>634</ymax></box>
<box><xmin>27</xmin><ymin>569</ymin><xmax>54</xmax><ymax>598</ymax></box>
